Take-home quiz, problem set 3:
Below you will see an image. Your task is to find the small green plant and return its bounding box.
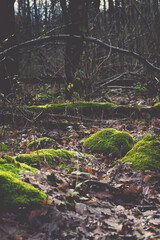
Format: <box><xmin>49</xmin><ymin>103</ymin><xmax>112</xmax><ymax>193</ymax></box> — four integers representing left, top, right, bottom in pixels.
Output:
<box><xmin>120</xmin><ymin>97</ymin><xmax>130</xmax><ymax>105</ymax></box>
<box><xmin>12</xmin><ymin>75</ymin><xmax>26</xmax><ymax>100</ymax></box>
<box><xmin>138</xmin><ymin>121</ymin><xmax>147</xmax><ymax>126</ymax></box>
<box><xmin>133</xmin><ymin>82</ymin><xmax>147</xmax><ymax>96</ymax></box>
<box><xmin>0</xmin><ymin>125</ymin><xmax>10</xmax><ymax>138</ymax></box>
<box><xmin>74</xmin><ymin>70</ymin><xmax>85</xmax><ymax>84</ymax></box>
<box><xmin>66</xmin><ymin>190</ymin><xmax>79</xmax><ymax>196</ymax></box>
<box><xmin>67</xmin><ymin>125</ymin><xmax>73</xmax><ymax>132</ymax></box>
<box><xmin>59</xmin><ymin>164</ymin><xmax>73</xmax><ymax>172</ymax></box>
<box><xmin>67</xmin><ymin>83</ymin><xmax>74</xmax><ymax>91</ymax></box>
<box><xmin>72</xmin><ymin>91</ymin><xmax>81</xmax><ymax>101</ymax></box>
<box><xmin>64</xmin><ymin>200</ymin><xmax>75</xmax><ymax>209</ymax></box>
<box><xmin>0</xmin><ymin>143</ymin><xmax>7</xmax><ymax>151</ymax></box>
<box><xmin>35</xmin><ymin>84</ymin><xmax>54</xmax><ymax>103</ymax></box>
<box><xmin>41</xmin><ymin>24</ymin><xmax>47</xmax><ymax>38</ymax></box>
<box><xmin>59</xmin><ymin>164</ymin><xmax>68</xmax><ymax>169</ymax></box>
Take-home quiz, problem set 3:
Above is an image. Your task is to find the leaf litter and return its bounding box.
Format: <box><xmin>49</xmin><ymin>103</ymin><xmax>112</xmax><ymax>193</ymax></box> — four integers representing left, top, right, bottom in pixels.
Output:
<box><xmin>0</xmin><ymin>115</ymin><xmax>160</xmax><ymax>240</ymax></box>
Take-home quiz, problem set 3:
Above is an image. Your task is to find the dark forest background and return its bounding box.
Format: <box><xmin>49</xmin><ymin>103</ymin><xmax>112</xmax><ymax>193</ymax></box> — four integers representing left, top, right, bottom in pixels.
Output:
<box><xmin>0</xmin><ymin>0</ymin><xmax>160</xmax><ymax>100</ymax></box>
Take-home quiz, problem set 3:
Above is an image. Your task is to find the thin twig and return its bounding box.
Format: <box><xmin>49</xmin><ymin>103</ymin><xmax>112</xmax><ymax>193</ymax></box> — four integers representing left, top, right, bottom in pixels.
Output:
<box><xmin>0</xmin><ymin>93</ymin><xmax>42</xmax><ymax>123</ymax></box>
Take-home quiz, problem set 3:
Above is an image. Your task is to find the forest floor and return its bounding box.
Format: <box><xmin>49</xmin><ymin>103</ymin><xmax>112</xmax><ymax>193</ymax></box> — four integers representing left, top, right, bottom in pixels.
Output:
<box><xmin>0</xmin><ymin>89</ymin><xmax>160</xmax><ymax>240</ymax></box>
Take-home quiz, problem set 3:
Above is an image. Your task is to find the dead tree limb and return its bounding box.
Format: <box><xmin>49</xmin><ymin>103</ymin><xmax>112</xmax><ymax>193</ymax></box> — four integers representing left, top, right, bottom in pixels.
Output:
<box><xmin>1</xmin><ymin>34</ymin><xmax>160</xmax><ymax>73</ymax></box>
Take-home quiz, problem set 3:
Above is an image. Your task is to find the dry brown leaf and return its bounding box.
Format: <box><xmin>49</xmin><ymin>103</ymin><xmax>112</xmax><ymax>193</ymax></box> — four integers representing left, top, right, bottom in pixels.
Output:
<box><xmin>84</xmin><ymin>168</ymin><xmax>93</xmax><ymax>174</ymax></box>
<box><xmin>58</xmin><ymin>183</ymin><xmax>69</xmax><ymax>189</ymax></box>
<box><xmin>105</xmin><ymin>176</ymin><xmax>109</xmax><ymax>180</ymax></box>
<box><xmin>143</xmin><ymin>175</ymin><xmax>152</xmax><ymax>183</ymax></box>
<box><xmin>43</xmin><ymin>195</ymin><xmax>53</xmax><ymax>205</ymax></box>
<box><xmin>28</xmin><ymin>209</ymin><xmax>41</xmax><ymax>224</ymax></box>
<box><xmin>123</xmin><ymin>185</ymin><xmax>143</xmax><ymax>202</ymax></box>
<box><xmin>84</xmin><ymin>197</ymin><xmax>99</xmax><ymax>205</ymax></box>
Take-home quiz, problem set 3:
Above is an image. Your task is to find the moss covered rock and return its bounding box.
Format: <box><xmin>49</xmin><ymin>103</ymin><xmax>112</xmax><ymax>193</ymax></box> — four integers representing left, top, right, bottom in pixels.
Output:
<box><xmin>16</xmin><ymin>149</ymin><xmax>92</xmax><ymax>167</ymax></box>
<box><xmin>28</xmin><ymin>137</ymin><xmax>57</xmax><ymax>150</ymax></box>
<box><xmin>83</xmin><ymin>128</ymin><xmax>134</xmax><ymax>157</ymax></box>
<box><xmin>0</xmin><ymin>155</ymin><xmax>38</xmax><ymax>178</ymax></box>
<box><xmin>0</xmin><ymin>170</ymin><xmax>46</xmax><ymax>210</ymax></box>
<box><xmin>122</xmin><ymin>135</ymin><xmax>160</xmax><ymax>171</ymax></box>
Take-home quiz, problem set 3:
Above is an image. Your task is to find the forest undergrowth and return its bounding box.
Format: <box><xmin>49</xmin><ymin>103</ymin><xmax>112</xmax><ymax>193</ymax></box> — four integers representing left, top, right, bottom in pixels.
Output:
<box><xmin>0</xmin><ymin>86</ymin><xmax>160</xmax><ymax>240</ymax></box>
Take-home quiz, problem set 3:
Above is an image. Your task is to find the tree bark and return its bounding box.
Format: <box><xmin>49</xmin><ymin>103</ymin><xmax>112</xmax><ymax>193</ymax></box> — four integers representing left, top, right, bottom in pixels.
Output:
<box><xmin>33</xmin><ymin>0</ymin><xmax>40</xmax><ymax>34</ymax></box>
<box><xmin>0</xmin><ymin>0</ymin><xmax>18</xmax><ymax>94</ymax></box>
<box><xmin>26</xmin><ymin>0</ymin><xmax>32</xmax><ymax>38</ymax></box>
<box><xmin>61</xmin><ymin>0</ymin><xmax>88</xmax><ymax>95</ymax></box>
<box><xmin>153</xmin><ymin>0</ymin><xmax>160</xmax><ymax>58</ymax></box>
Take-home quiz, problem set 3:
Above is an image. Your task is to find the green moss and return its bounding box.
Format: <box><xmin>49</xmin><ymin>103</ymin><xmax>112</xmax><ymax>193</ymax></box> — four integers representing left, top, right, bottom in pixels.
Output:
<box><xmin>27</xmin><ymin>102</ymin><xmax>116</xmax><ymax>115</ymax></box>
<box><xmin>0</xmin><ymin>155</ymin><xmax>38</xmax><ymax>178</ymax></box>
<box><xmin>152</xmin><ymin>103</ymin><xmax>160</xmax><ymax>116</ymax></box>
<box><xmin>83</xmin><ymin>128</ymin><xmax>134</xmax><ymax>157</ymax></box>
<box><xmin>138</xmin><ymin>121</ymin><xmax>147</xmax><ymax>126</ymax></box>
<box><xmin>0</xmin><ymin>143</ymin><xmax>8</xmax><ymax>151</ymax></box>
<box><xmin>122</xmin><ymin>135</ymin><xmax>160</xmax><ymax>171</ymax></box>
<box><xmin>16</xmin><ymin>149</ymin><xmax>92</xmax><ymax>167</ymax></box>
<box><xmin>28</xmin><ymin>137</ymin><xmax>56</xmax><ymax>149</ymax></box>
<box><xmin>0</xmin><ymin>170</ymin><xmax>46</xmax><ymax>210</ymax></box>
<box><xmin>26</xmin><ymin>101</ymin><xmax>160</xmax><ymax>118</ymax></box>
<box><xmin>153</xmin><ymin>103</ymin><xmax>160</xmax><ymax>108</ymax></box>
<box><xmin>142</xmin><ymin>134</ymin><xmax>156</xmax><ymax>141</ymax></box>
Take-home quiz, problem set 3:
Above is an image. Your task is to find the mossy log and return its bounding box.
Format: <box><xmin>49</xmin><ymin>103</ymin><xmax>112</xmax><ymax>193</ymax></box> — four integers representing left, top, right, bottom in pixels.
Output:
<box><xmin>26</xmin><ymin>101</ymin><xmax>160</xmax><ymax>118</ymax></box>
<box><xmin>27</xmin><ymin>102</ymin><xmax>115</xmax><ymax>116</ymax></box>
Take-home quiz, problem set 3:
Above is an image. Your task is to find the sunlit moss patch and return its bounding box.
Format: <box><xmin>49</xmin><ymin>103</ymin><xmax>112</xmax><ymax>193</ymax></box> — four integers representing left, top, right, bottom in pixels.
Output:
<box><xmin>83</xmin><ymin>128</ymin><xmax>134</xmax><ymax>158</ymax></box>
<box><xmin>0</xmin><ymin>155</ymin><xmax>38</xmax><ymax>178</ymax></box>
<box><xmin>16</xmin><ymin>149</ymin><xmax>93</xmax><ymax>167</ymax></box>
<box><xmin>0</xmin><ymin>170</ymin><xmax>46</xmax><ymax>210</ymax></box>
<box><xmin>122</xmin><ymin>135</ymin><xmax>160</xmax><ymax>171</ymax></box>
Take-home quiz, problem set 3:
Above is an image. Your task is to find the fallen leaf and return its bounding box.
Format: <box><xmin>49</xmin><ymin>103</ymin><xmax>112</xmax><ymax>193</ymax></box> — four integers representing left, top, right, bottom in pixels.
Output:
<box><xmin>84</xmin><ymin>197</ymin><xmax>99</xmax><ymax>205</ymax></box>
<box><xmin>58</xmin><ymin>183</ymin><xmax>69</xmax><ymax>189</ymax></box>
<box><xmin>144</xmin><ymin>175</ymin><xmax>152</xmax><ymax>183</ymax></box>
<box><xmin>84</xmin><ymin>168</ymin><xmax>93</xmax><ymax>174</ymax></box>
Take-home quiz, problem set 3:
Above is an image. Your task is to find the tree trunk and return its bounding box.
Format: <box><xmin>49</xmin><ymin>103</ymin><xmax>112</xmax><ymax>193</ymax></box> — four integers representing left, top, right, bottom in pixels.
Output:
<box><xmin>60</xmin><ymin>0</ymin><xmax>88</xmax><ymax>96</ymax></box>
<box><xmin>26</xmin><ymin>0</ymin><xmax>32</xmax><ymax>38</ymax></box>
<box><xmin>44</xmin><ymin>0</ymin><xmax>48</xmax><ymax>25</ymax></box>
<box><xmin>108</xmin><ymin>0</ymin><xmax>114</xmax><ymax>14</ymax></box>
<box><xmin>153</xmin><ymin>0</ymin><xmax>160</xmax><ymax>56</ymax></box>
<box><xmin>33</xmin><ymin>0</ymin><xmax>40</xmax><ymax>34</ymax></box>
<box><xmin>103</xmin><ymin>0</ymin><xmax>106</xmax><ymax>12</ymax></box>
<box><xmin>0</xmin><ymin>0</ymin><xmax>18</xmax><ymax>94</ymax></box>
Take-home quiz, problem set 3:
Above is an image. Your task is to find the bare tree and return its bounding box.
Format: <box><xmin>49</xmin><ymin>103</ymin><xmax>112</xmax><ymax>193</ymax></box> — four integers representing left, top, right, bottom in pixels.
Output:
<box><xmin>0</xmin><ymin>0</ymin><xmax>18</xmax><ymax>94</ymax></box>
<box><xmin>26</xmin><ymin>0</ymin><xmax>32</xmax><ymax>37</ymax></box>
<box><xmin>60</xmin><ymin>0</ymin><xmax>101</xmax><ymax>95</ymax></box>
<box><xmin>33</xmin><ymin>0</ymin><xmax>40</xmax><ymax>34</ymax></box>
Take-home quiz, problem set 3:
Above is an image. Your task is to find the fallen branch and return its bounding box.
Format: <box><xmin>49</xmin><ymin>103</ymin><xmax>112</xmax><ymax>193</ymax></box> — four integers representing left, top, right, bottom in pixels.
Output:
<box><xmin>0</xmin><ymin>93</ymin><xmax>42</xmax><ymax>123</ymax></box>
<box><xmin>0</xmin><ymin>34</ymin><xmax>160</xmax><ymax>73</ymax></box>
<box><xmin>122</xmin><ymin>203</ymin><xmax>157</xmax><ymax>211</ymax></box>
